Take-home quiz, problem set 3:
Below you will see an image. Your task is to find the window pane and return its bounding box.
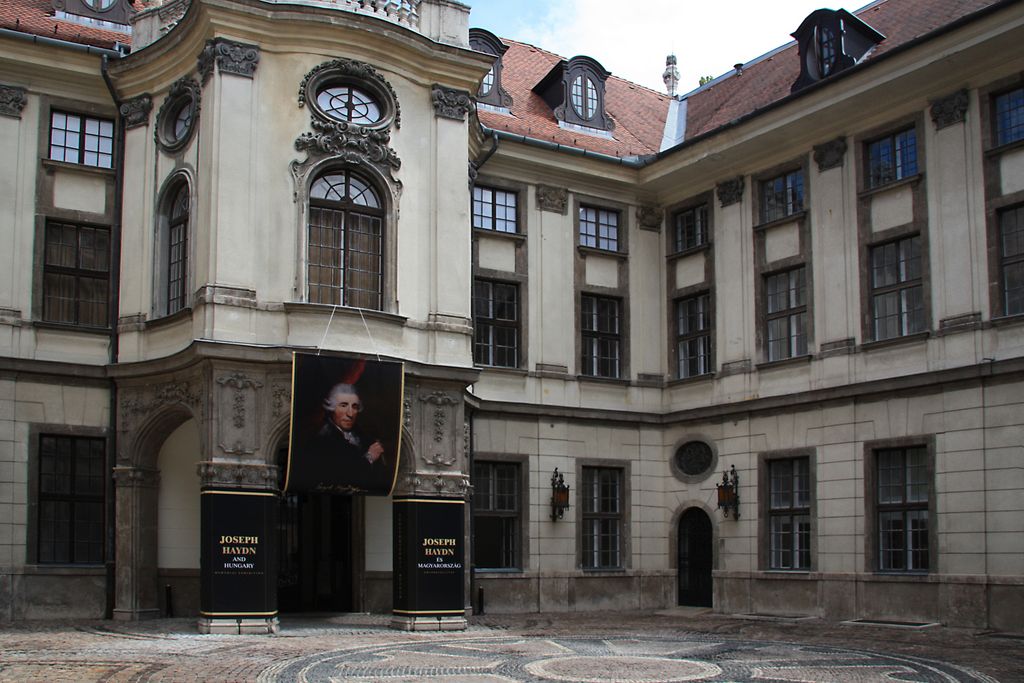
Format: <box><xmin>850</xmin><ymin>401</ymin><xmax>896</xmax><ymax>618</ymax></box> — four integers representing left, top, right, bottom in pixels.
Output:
<box><xmin>995</xmin><ymin>87</ymin><xmax>1024</xmax><ymax>146</ymax></box>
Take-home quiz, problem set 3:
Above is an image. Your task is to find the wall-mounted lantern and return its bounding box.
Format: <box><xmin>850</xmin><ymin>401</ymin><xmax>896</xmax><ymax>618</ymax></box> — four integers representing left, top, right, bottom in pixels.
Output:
<box><xmin>716</xmin><ymin>464</ymin><xmax>740</xmax><ymax>518</ymax></box>
<box><xmin>550</xmin><ymin>468</ymin><xmax>570</xmax><ymax>521</ymax></box>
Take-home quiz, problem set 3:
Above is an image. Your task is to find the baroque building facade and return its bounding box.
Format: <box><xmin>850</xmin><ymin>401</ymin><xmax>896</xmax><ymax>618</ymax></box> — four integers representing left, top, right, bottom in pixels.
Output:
<box><xmin>0</xmin><ymin>0</ymin><xmax>1021</xmax><ymax>631</ymax></box>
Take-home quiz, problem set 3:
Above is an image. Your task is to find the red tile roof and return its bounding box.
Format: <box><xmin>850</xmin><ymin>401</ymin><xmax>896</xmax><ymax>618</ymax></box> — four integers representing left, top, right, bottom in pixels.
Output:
<box><xmin>680</xmin><ymin>0</ymin><xmax>998</xmax><ymax>141</ymax></box>
<box><xmin>477</xmin><ymin>39</ymin><xmax>672</xmax><ymax>159</ymax></box>
<box><xmin>1</xmin><ymin>0</ymin><xmax>133</xmax><ymax>51</ymax></box>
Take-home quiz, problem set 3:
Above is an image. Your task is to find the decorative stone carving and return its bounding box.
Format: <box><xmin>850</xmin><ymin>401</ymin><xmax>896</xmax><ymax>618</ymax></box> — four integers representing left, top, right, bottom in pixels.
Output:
<box><xmin>120</xmin><ymin>381</ymin><xmax>202</xmax><ymax>423</ymax></box>
<box><xmin>423</xmin><ymin>452</ymin><xmax>457</xmax><ymax>468</ymax></box>
<box><xmin>813</xmin><ymin>137</ymin><xmax>847</xmax><ymax>171</ymax></box>
<box><xmin>418</xmin><ymin>391</ymin><xmax>458</xmax><ymax>406</ymax></box>
<box><xmin>636</xmin><ymin>206</ymin><xmax>662</xmax><ymax>231</ymax></box>
<box><xmin>0</xmin><ymin>84</ymin><xmax>28</xmax><ymax>118</ymax></box>
<box><xmin>197</xmin><ymin>461</ymin><xmax>278</xmax><ymax>489</ymax></box>
<box><xmin>157</xmin><ymin>0</ymin><xmax>188</xmax><ymax>34</ymax></box>
<box><xmin>536</xmin><ymin>185</ymin><xmax>568</xmax><ymax>214</ymax></box>
<box><xmin>112</xmin><ymin>466</ymin><xmax>161</xmax><ymax>488</ymax></box>
<box><xmin>215</xmin><ymin>372</ymin><xmax>263</xmax><ymax>456</ymax></box>
<box><xmin>298</xmin><ymin>58</ymin><xmax>401</xmax><ymax>129</ymax></box>
<box><xmin>716</xmin><ymin>177</ymin><xmax>744</xmax><ymax>207</ymax></box>
<box><xmin>198</xmin><ymin>38</ymin><xmax>261</xmax><ymax>84</ymax></box>
<box><xmin>930</xmin><ymin>89</ymin><xmax>968</xmax><ymax>130</ymax></box>
<box><xmin>403</xmin><ymin>394</ymin><xmax>413</xmax><ymax>430</ymax></box>
<box><xmin>154</xmin><ymin>77</ymin><xmax>200</xmax><ymax>153</ymax></box>
<box><xmin>271</xmin><ymin>383</ymin><xmax>290</xmax><ymax>419</ymax></box>
<box><xmin>431</xmin><ymin>85</ymin><xmax>473</xmax><ymax>121</ymax></box>
<box><xmin>120</xmin><ymin>94</ymin><xmax>152</xmax><ymax>129</ymax></box>
<box><xmin>292</xmin><ymin>119</ymin><xmax>402</xmax><ymax>192</ymax></box>
<box><xmin>402</xmin><ymin>472</ymin><xmax>469</xmax><ymax>496</ymax></box>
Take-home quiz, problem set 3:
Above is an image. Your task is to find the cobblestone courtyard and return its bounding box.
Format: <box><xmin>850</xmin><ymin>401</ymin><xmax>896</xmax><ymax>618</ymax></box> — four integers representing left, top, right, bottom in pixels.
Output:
<box><xmin>0</xmin><ymin>609</ymin><xmax>1020</xmax><ymax>682</ymax></box>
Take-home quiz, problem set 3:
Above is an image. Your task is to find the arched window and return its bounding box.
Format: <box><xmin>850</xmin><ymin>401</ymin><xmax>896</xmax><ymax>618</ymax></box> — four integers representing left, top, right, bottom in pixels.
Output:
<box><xmin>166</xmin><ymin>182</ymin><xmax>189</xmax><ymax>315</ymax></box>
<box><xmin>307</xmin><ymin>169</ymin><xmax>384</xmax><ymax>310</ymax></box>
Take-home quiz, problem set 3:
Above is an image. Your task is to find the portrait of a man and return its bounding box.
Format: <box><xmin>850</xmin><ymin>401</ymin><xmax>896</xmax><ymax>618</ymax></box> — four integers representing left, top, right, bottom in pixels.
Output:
<box><xmin>285</xmin><ymin>354</ymin><xmax>403</xmax><ymax>495</ymax></box>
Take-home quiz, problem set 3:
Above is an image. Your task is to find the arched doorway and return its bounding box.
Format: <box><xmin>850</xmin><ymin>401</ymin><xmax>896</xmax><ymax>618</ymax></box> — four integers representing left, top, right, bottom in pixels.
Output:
<box><xmin>677</xmin><ymin>507</ymin><xmax>713</xmax><ymax>607</ymax></box>
<box><xmin>275</xmin><ymin>444</ymin><xmax>355</xmax><ymax>613</ymax></box>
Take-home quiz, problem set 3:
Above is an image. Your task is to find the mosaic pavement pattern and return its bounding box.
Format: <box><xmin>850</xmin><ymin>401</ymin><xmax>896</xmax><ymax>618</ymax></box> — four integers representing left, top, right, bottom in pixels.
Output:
<box><xmin>256</xmin><ymin>635</ymin><xmax>1000</xmax><ymax>682</ymax></box>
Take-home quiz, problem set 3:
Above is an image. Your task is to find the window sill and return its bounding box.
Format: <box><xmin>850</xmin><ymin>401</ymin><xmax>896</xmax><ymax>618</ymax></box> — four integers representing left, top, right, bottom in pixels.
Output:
<box><xmin>859</xmin><ymin>173</ymin><xmax>922</xmax><ymax>199</ymax></box>
<box><xmin>754</xmin><ymin>210</ymin><xmax>806</xmax><ymax>232</ymax></box>
<box><xmin>145</xmin><ymin>306</ymin><xmax>192</xmax><ymax>330</ymax></box>
<box><xmin>577</xmin><ymin>245</ymin><xmax>627</xmax><ymax>259</ymax></box>
<box><xmin>872</xmin><ymin>571</ymin><xmax>932</xmax><ymax>580</ymax></box>
<box><xmin>577</xmin><ymin>374</ymin><xmax>629</xmax><ymax>386</ymax></box>
<box><xmin>756</xmin><ymin>354</ymin><xmax>813</xmax><ymax>371</ymax></box>
<box><xmin>32</xmin><ymin>320</ymin><xmax>111</xmax><ymax>335</ymax></box>
<box><xmin>475</xmin><ymin>365</ymin><xmax>528</xmax><ymax>376</ymax></box>
<box><xmin>991</xmin><ymin>312</ymin><xmax>1024</xmax><ymax>328</ymax></box>
<box><xmin>473</xmin><ymin>567</ymin><xmax>526</xmax><ymax>575</ymax></box>
<box><xmin>473</xmin><ymin>227</ymin><xmax>524</xmax><ymax>242</ymax></box>
<box><xmin>666</xmin><ymin>371</ymin><xmax>715</xmax><ymax>387</ymax></box>
<box><xmin>985</xmin><ymin>136</ymin><xmax>1024</xmax><ymax>158</ymax></box>
<box><xmin>667</xmin><ymin>243</ymin><xmax>711</xmax><ymax>261</ymax></box>
<box><xmin>580</xmin><ymin>567</ymin><xmax>627</xmax><ymax>575</ymax></box>
<box><xmin>860</xmin><ymin>330</ymin><xmax>930</xmax><ymax>352</ymax></box>
<box><xmin>283</xmin><ymin>302</ymin><xmax>408</xmax><ymax>325</ymax></box>
<box><xmin>41</xmin><ymin>158</ymin><xmax>115</xmax><ymax>177</ymax></box>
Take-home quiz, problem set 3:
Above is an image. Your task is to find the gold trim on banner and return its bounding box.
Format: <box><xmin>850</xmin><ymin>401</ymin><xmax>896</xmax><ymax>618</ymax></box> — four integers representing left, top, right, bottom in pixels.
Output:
<box><xmin>200</xmin><ymin>490</ymin><xmax>276</xmax><ymax>497</ymax></box>
<box><xmin>392</xmin><ymin>609</ymin><xmax>466</xmax><ymax>616</ymax></box>
<box><xmin>393</xmin><ymin>498</ymin><xmax>466</xmax><ymax>505</ymax></box>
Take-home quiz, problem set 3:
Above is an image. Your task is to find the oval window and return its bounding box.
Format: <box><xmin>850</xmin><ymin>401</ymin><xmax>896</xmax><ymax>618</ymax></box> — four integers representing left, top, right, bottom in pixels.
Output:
<box><xmin>570</xmin><ymin>75</ymin><xmax>598</xmax><ymax>120</ymax></box>
<box><xmin>315</xmin><ymin>85</ymin><xmax>382</xmax><ymax>125</ymax></box>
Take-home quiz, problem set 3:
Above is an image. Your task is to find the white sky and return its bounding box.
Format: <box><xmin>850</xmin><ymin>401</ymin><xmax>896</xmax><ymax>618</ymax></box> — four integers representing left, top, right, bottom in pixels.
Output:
<box><xmin>466</xmin><ymin>0</ymin><xmax>865</xmax><ymax>94</ymax></box>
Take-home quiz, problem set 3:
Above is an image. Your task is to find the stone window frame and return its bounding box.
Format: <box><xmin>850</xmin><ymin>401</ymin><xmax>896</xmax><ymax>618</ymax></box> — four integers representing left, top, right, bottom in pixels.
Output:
<box><xmin>673</xmin><ymin>291</ymin><xmax>714</xmax><ymax>379</ymax></box>
<box><xmin>154</xmin><ymin>78</ymin><xmax>200</xmax><ymax>155</ymax></box>
<box><xmin>575</xmin><ymin>194</ymin><xmax>629</xmax><ymax>257</ymax></box>
<box><xmin>864</xmin><ymin>126</ymin><xmax>920</xmax><ymax>191</ymax></box>
<box><xmin>26</xmin><ymin>423</ymin><xmax>111</xmax><ymax>567</ymax></box>
<box><xmin>295</xmin><ymin>161</ymin><xmax>399</xmax><ymax>314</ymax></box>
<box><xmin>579</xmin><ymin>292</ymin><xmax>625</xmax><ymax>380</ymax></box>
<box><xmin>471</xmin><ymin>176</ymin><xmax>529</xmax><ymax>373</ymax></box>
<box><xmin>866</xmin><ymin>233</ymin><xmax>927</xmax><ymax>342</ymax></box>
<box><xmin>994</xmin><ymin>203</ymin><xmax>1024</xmax><ymax>318</ymax></box>
<box><xmin>575</xmin><ymin>458</ymin><xmax>631</xmax><ymax>572</ymax></box>
<box><xmin>854</xmin><ymin>114</ymin><xmax>930</xmax><ymax>347</ymax></box>
<box><xmin>666</xmin><ymin>191</ymin><xmax>716</xmax><ymax>383</ymax></box>
<box><xmin>756</xmin><ymin>167</ymin><xmax>806</xmax><ymax>226</ymax></box>
<box><xmin>980</xmin><ymin>74</ymin><xmax>1024</xmax><ymax>321</ymax></box>
<box><xmin>670</xmin><ymin>200</ymin><xmax>711</xmax><ymax>255</ymax></box>
<box><xmin>47</xmin><ymin>109</ymin><xmax>115</xmax><ymax>169</ymax></box>
<box><xmin>32</xmin><ymin>96</ymin><xmax>117</xmax><ymax>333</ymax></box>
<box><xmin>669</xmin><ymin>435</ymin><xmax>719</xmax><ymax>484</ymax></box>
<box><xmin>472</xmin><ymin>183</ymin><xmax>520</xmax><ymax>234</ymax></box>
<box><xmin>299</xmin><ymin>59</ymin><xmax>399</xmax><ymax>132</ymax></box>
<box><xmin>472</xmin><ymin>277</ymin><xmax>521</xmax><ymax>369</ymax></box>
<box><xmin>152</xmin><ymin>171</ymin><xmax>195</xmax><ymax>320</ymax></box>
<box><xmin>752</xmin><ymin>157</ymin><xmax>813</xmax><ymax>366</ymax></box>
<box><xmin>862</xmin><ymin>435</ymin><xmax>937</xmax><ymax>575</ymax></box>
<box><xmin>577</xmin><ymin>203</ymin><xmax>621</xmax><ymax>253</ymax></box>
<box><xmin>757</xmin><ymin>449</ymin><xmax>817</xmax><ymax>572</ymax></box>
<box><xmin>40</xmin><ymin>218</ymin><xmax>112</xmax><ymax>329</ymax></box>
<box><xmin>763</xmin><ymin>265</ymin><xmax>809</xmax><ymax>362</ymax></box>
<box><xmin>471</xmin><ymin>453</ymin><xmax>529</xmax><ymax>572</ymax></box>
<box><xmin>992</xmin><ymin>85</ymin><xmax>1024</xmax><ymax>149</ymax></box>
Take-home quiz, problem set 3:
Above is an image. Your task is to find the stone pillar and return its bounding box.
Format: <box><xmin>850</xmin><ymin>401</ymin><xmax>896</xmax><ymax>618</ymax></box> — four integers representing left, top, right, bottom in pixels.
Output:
<box><xmin>112</xmin><ymin>466</ymin><xmax>161</xmax><ymax>620</ymax></box>
<box><xmin>390</xmin><ymin>380</ymin><xmax>471</xmax><ymax>631</ymax></box>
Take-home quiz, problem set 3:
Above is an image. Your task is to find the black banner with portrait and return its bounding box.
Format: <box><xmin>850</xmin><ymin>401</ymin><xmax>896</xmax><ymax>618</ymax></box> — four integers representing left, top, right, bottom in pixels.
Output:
<box><xmin>285</xmin><ymin>353</ymin><xmax>404</xmax><ymax>496</ymax></box>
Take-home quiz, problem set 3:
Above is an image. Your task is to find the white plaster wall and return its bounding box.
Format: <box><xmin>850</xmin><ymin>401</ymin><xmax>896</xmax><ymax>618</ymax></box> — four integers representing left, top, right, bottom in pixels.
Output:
<box><xmin>870</xmin><ymin>184</ymin><xmax>914</xmax><ymax>232</ymax></box>
<box><xmin>52</xmin><ymin>170</ymin><xmax>105</xmax><ymax>214</ymax></box>
<box><xmin>157</xmin><ymin>420</ymin><xmax>201</xmax><ymax>569</ymax></box>
<box><xmin>364</xmin><ymin>496</ymin><xmax>393</xmax><ymax>572</ymax></box>
<box><xmin>763</xmin><ymin>220</ymin><xmax>800</xmax><ymax>265</ymax></box>
<box><xmin>478</xmin><ymin>237</ymin><xmax>516</xmax><ymax>273</ymax></box>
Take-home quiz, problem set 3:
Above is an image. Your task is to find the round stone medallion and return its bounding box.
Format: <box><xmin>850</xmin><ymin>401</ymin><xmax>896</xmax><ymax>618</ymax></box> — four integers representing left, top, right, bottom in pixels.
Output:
<box><xmin>525</xmin><ymin>655</ymin><xmax>722</xmax><ymax>682</ymax></box>
<box><xmin>674</xmin><ymin>440</ymin><xmax>714</xmax><ymax>477</ymax></box>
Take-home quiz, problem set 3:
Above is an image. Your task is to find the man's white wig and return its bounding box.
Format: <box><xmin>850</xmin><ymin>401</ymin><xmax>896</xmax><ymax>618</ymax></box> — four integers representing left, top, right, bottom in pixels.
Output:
<box><xmin>323</xmin><ymin>383</ymin><xmax>362</xmax><ymax>411</ymax></box>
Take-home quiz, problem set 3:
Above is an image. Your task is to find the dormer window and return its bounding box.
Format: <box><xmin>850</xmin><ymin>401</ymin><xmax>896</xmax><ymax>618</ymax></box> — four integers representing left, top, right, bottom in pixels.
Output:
<box><xmin>791</xmin><ymin>9</ymin><xmax>883</xmax><ymax>93</ymax></box>
<box><xmin>52</xmin><ymin>0</ymin><xmax>133</xmax><ymax>30</ymax></box>
<box><xmin>534</xmin><ymin>56</ymin><xmax>614</xmax><ymax>134</ymax></box>
<box><xmin>469</xmin><ymin>29</ymin><xmax>513</xmax><ymax>110</ymax></box>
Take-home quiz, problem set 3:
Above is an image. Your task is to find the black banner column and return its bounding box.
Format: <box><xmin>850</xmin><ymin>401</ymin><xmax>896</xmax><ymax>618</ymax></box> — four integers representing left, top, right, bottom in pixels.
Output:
<box><xmin>197</xmin><ymin>489</ymin><xmax>278</xmax><ymax>634</ymax></box>
<box><xmin>391</xmin><ymin>497</ymin><xmax>466</xmax><ymax>631</ymax></box>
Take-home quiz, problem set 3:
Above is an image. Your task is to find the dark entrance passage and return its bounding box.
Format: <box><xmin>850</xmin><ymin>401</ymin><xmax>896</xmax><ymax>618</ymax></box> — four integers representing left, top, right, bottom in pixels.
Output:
<box><xmin>677</xmin><ymin>507</ymin><xmax>713</xmax><ymax>607</ymax></box>
<box><xmin>277</xmin><ymin>493</ymin><xmax>353</xmax><ymax>612</ymax></box>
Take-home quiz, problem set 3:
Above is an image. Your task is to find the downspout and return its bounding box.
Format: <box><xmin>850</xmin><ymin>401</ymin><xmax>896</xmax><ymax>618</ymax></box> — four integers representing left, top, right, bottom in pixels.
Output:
<box><xmin>100</xmin><ymin>54</ymin><xmax>126</xmax><ymax>620</ymax></box>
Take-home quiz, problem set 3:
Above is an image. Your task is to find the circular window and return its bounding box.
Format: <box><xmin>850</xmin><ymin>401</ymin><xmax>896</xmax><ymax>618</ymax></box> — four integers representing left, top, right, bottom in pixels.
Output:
<box><xmin>84</xmin><ymin>0</ymin><xmax>116</xmax><ymax>10</ymax></box>
<box><xmin>300</xmin><ymin>59</ymin><xmax>399</xmax><ymax>130</ymax></box>
<box><xmin>671</xmin><ymin>440</ymin><xmax>716</xmax><ymax>482</ymax></box>
<box><xmin>155</xmin><ymin>78</ymin><xmax>199</xmax><ymax>154</ymax></box>
<box><xmin>315</xmin><ymin>85</ymin><xmax>382</xmax><ymax>125</ymax></box>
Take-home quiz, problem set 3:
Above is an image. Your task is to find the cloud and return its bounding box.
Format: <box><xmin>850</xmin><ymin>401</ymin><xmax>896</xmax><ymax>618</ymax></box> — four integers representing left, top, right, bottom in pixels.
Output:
<box><xmin>503</xmin><ymin>0</ymin><xmax>825</xmax><ymax>94</ymax></box>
